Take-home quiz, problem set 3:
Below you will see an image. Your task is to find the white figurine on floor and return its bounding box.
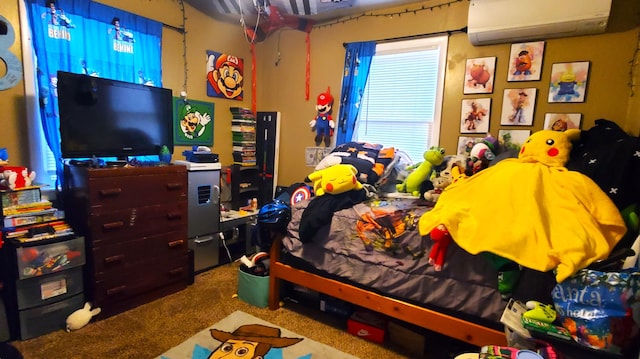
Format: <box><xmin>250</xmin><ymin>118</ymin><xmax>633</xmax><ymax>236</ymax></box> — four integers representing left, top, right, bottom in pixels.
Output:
<box><xmin>66</xmin><ymin>302</ymin><xmax>101</xmax><ymax>332</ymax></box>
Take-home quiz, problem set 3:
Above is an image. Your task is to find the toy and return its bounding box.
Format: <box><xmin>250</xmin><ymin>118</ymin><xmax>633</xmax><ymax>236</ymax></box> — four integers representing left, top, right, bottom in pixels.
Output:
<box><xmin>306</xmin><ymin>164</ymin><xmax>363</xmax><ymax>197</ymax></box>
<box><xmin>66</xmin><ymin>302</ymin><xmax>101</xmax><ymax>332</ymax></box>
<box><xmin>466</xmin><ymin>135</ymin><xmax>498</xmax><ymax>176</ymax></box>
<box><xmin>0</xmin><ymin>148</ymin><xmax>8</xmax><ymax>165</ymax></box>
<box><xmin>396</xmin><ymin>146</ymin><xmax>445</xmax><ymax>197</ymax></box>
<box><xmin>524</xmin><ymin>300</ymin><xmax>556</xmax><ymax>323</ymax></box>
<box><xmin>309</xmin><ymin>87</ymin><xmax>335</xmax><ymax>147</ymax></box>
<box><xmin>419</xmin><ymin>129</ymin><xmax>627</xmax><ymax>283</ymax></box>
<box><xmin>423</xmin><ymin>175</ymin><xmax>451</xmax><ymax>203</ymax></box>
<box><xmin>428</xmin><ymin>224</ymin><xmax>451</xmax><ymax>271</ymax></box>
<box><xmin>0</xmin><ymin>166</ymin><xmax>36</xmax><ymax>190</ymax></box>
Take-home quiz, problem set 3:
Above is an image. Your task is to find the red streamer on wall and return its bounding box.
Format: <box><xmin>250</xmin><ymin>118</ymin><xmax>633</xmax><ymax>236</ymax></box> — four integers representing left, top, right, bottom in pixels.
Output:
<box><xmin>251</xmin><ymin>42</ymin><xmax>257</xmax><ymax>114</ymax></box>
<box><xmin>306</xmin><ymin>33</ymin><xmax>310</xmax><ymax>101</ymax></box>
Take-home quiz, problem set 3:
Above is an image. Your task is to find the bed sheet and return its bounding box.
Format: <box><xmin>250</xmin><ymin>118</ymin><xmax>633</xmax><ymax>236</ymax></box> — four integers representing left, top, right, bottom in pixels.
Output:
<box><xmin>282</xmin><ymin>196</ymin><xmax>508</xmax><ymax>324</ymax></box>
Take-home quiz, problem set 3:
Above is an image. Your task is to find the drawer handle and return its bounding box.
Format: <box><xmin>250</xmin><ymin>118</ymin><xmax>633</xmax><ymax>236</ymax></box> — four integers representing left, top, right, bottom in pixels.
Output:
<box><xmin>168</xmin><ymin>240</ymin><xmax>184</xmax><ymax>248</ymax></box>
<box><xmin>106</xmin><ymin>285</ymin><xmax>126</xmax><ymax>296</ymax></box>
<box><xmin>99</xmin><ymin>188</ymin><xmax>122</xmax><ymax>197</ymax></box>
<box><xmin>102</xmin><ymin>221</ymin><xmax>124</xmax><ymax>230</ymax></box>
<box><xmin>166</xmin><ymin>211</ymin><xmax>183</xmax><ymax>220</ymax></box>
<box><xmin>166</xmin><ymin>183</ymin><xmax>182</xmax><ymax>190</ymax></box>
<box><xmin>168</xmin><ymin>267</ymin><xmax>185</xmax><ymax>276</ymax></box>
<box><xmin>104</xmin><ymin>254</ymin><xmax>125</xmax><ymax>264</ymax></box>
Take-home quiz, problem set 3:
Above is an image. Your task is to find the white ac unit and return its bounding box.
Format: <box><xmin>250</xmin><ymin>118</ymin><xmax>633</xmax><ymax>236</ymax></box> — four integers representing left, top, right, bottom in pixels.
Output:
<box><xmin>467</xmin><ymin>0</ymin><xmax>612</xmax><ymax>46</ymax></box>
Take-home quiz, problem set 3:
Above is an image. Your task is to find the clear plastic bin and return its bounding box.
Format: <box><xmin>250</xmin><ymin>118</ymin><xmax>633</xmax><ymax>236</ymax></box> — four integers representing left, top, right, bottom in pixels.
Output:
<box><xmin>15</xmin><ymin>236</ymin><xmax>85</xmax><ymax>279</ymax></box>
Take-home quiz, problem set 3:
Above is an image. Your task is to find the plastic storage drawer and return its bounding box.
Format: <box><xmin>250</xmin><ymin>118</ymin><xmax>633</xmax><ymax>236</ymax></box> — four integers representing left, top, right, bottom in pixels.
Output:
<box><xmin>15</xmin><ymin>266</ymin><xmax>84</xmax><ymax>310</ymax></box>
<box><xmin>18</xmin><ymin>292</ymin><xmax>84</xmax><ymax>340</ymax></box>
<box><xmin>15</xmin><ymin>236</ymin><xmax>85</xmax><ymax>279</ymax></box>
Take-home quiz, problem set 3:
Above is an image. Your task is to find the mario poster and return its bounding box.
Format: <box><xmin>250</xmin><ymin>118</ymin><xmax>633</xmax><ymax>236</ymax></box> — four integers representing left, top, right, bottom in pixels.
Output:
<box><xmin>173</xmin><ymin>98</ymin><xmax>214</xmax><ymax>146</ymax></box>
<box><xmin>206</xmin><ymin>50</ymin><xmax>244</xmax><ymax>100</ymax></box>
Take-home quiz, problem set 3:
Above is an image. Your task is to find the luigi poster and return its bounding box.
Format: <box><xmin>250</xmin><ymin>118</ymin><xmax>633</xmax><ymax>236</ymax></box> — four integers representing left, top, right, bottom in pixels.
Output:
<box><xmin>174</xmin><ymin>98</ymin><xmax>214</xmax><ymax>146</ymax></box>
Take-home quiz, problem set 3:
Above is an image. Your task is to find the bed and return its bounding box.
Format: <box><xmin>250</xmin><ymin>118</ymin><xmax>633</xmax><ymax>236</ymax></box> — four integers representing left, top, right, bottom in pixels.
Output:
<box><xmin>267</xmin><ymin>123</ymin><xmax>640</xmax><ymax>350</ymax></box>
<box><xmin>268</xmin><ymin>195</ymin><xmax>510</xmax><ymax>347</ymax></box>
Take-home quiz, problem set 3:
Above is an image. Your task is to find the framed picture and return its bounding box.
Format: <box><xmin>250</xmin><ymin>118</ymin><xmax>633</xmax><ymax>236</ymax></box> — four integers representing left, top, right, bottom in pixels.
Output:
<box><xmin>460</xmin><ymin>98</ymin><xmax>491</xmax><ymax>133</ymax></box>
<box><xmin>463</xmin><ymin>57</ymin><xmax>497</xmax><ymax>94</ymax></box>
<box><xmin>498</xmin><ymin>129</ymin><xmax>531</xmax><ymax>152</ymax></box>
<box><xmin>543</xmin><ymin>113</ymin><xmax>582</xmax><ymax>131</ymax></box>
<box><xmin>206</xmin><ymin>50</ymin><xmax>244</xmax><ymax>101</ymax></box>
<box><xmin>457</xmin><ymin>136</ymin><xmax>481</xmax><ymax>156</ymax></box>
<box><xmin>507</xmin><ymin>41</ymin><xmax>545</xmax><ymax>82</ymax></box>
<box><xmin>173</xmin><ymin>98</ymin><xmax>215</xmax><ymax>146</ymax></box>
<box><xmin>548</xmin><ymin>61</ymin><xmax>590</xmax><ymax>103</ymax></box>
<box><xmin>500</xmin><ymin>88</ymin><xmax>537</xmax><ymax>126</ymax></box>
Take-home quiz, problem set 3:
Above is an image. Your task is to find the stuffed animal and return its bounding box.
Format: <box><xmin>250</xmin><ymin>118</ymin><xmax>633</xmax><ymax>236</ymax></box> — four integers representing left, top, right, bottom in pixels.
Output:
<box><xmin>428</xmin><ymin>224</ymin><xmax>451</xmax><ymax>271</ymax></box>
<box><xmin>309</xmin><ymin>87</ymin><xmax>335</xmax><ymax>147</ymax></box>
<box><xmin>423</xmin><ymin>176</ymin><xmax>451</xmax><ymax>203</ymax></box>
<box><xmin>396</xmin><ymin>146</ymin><xmax>445</xmax><ymax>196</ymax></box>
<box><xmin>306</xmin><ymin>164</ymin><xmax>363</xmax><ymax>196</ymax></box>
<box><xmin>0</xmin><ymin>166</ymin><xmax>36</xmax><ymax>190</ymax></box>
<box><xmin>66</xmin><ymin>302</ymin><xmax>101</xmax><ymax>332</ymax></box>
<box><xmin>466</xmin><ymin>135</ymin><xmax>499</xmax><ymax>176</ymax></box>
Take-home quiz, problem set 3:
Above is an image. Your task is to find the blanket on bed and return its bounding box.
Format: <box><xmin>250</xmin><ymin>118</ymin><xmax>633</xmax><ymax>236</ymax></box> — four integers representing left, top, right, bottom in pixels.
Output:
<box><xmin>418</xmin><ymin>130</ymin><xmax>627</xmax><ymax>283</ymax></box>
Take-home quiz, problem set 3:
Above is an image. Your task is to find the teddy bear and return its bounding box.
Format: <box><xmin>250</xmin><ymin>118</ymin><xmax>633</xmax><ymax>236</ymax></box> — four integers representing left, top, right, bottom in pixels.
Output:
<box><xmin>423</xmin><ymin>174</ymin><xmax>451</xmax><ymax>203</ymax></box>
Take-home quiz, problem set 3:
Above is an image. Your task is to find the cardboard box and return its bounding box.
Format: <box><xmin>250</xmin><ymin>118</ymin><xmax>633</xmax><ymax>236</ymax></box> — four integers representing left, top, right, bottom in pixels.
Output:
<box><xmin>347</xmin><ymin>309</ymin><xmax>387</xmax><ymax>343</ymax></box>
<box><xmin>387</xmin><ymin>321</ymin><xmax>426</xmax><ymax>357</ymax></box>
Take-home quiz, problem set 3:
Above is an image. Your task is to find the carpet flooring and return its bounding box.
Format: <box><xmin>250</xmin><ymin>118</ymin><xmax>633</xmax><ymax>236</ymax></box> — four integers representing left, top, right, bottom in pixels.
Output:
<box><xmin>9</xmin><ymin>262</ymin><xmax>477</xmax><ymax>358</ymax></box>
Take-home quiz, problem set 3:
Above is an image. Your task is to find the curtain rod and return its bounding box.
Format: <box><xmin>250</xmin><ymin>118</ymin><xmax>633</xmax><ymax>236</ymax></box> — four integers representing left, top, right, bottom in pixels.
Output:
<box><xmin>343</xmin><ymin>26</ymin><xmax>467</xmax><ymax>48</ymax></box>
<box><xmin>162</xmin><ymin>23</ymin><xmax>185</xmax><ymax>34</ymax></box>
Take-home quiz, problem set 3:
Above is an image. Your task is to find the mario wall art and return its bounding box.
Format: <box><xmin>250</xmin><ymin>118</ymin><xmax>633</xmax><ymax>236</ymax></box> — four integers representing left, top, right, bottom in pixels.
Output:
<box><xmin>206</xmin><ymin>50</ymin><xmax>244</xmax><ymax>101</ymax></box>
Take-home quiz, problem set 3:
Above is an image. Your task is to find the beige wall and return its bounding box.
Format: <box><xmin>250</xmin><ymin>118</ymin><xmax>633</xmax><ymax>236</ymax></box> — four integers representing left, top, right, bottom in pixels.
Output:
<box><xmin>2</xmin><ymin>0</ymin><xmax>639</xmax><ymax>188</ymax></box>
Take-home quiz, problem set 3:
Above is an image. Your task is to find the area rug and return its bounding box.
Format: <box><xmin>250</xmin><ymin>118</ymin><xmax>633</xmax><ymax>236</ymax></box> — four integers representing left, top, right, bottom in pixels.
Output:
<box><xmin>157</xmin><ymin>310</ymin><xmax>359</xmax><ymax>359</ymax></box>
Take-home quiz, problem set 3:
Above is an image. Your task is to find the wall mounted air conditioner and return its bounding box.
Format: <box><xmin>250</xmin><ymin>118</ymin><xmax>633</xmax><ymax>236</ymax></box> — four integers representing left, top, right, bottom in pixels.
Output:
<box><xmin>467</xmin><ymin>0</ymin><xmax>612</xmax><ymax>46</ymax></box>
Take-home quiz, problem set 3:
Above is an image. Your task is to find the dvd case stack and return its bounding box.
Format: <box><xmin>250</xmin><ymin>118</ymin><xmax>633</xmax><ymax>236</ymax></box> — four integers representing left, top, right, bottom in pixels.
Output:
<box><xmin>230</xmin><ymin>107</ymin><xmax>257</xmax><ymax>166</ymax></box>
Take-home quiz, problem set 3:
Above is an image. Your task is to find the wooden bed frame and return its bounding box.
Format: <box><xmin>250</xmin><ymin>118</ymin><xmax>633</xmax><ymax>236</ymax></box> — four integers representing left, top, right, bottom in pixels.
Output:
<box><xmin>268</xmin><ymin>237</ymin><xmax>508</xmax><ymax>347</ymax></box>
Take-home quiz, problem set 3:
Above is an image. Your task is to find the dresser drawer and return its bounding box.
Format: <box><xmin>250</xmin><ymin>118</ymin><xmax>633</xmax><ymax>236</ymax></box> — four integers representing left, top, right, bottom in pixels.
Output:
<box><xmin>92</xmin><ymin>254</ymin><xmax>188</xmax><ymax>305</ymax></box>
<box><xmin>91</xmin><ymin>231</ymin><xmax>187</xmax><ymax>279</ymax></box>
<box><xmin>15</xmin><ymin>236</ymin><xmax>86</xmax><ymax>280</ymax></box>
<box><xmin>88</xmin><ymin>202</ymin><xmax>186</xmax><ymax>247</ymax></box>
<box><xmin>88</xmin><ymin>172</ymin><xmax>186</xmax><ymax>210</ymax></box>
<box><xmin>16</xmin><ymin>266</ymin><xmax>84</xmax><ymax>310</ymax></box>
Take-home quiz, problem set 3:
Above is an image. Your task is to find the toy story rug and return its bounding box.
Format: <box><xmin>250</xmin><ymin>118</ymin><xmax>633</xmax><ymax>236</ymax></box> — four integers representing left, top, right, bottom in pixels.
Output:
<box><xmin>157</xmin><ymin>310</ymin><xmax>358</xmax><ymax>359</ymax></box>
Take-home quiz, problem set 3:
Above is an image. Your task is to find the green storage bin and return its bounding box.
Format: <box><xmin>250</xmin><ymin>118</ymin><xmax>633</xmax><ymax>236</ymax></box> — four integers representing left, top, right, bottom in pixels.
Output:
<box><xmin>237</xmin><ymin>270</ymin><xmax>270</xmax><ymax>308</ymax></box>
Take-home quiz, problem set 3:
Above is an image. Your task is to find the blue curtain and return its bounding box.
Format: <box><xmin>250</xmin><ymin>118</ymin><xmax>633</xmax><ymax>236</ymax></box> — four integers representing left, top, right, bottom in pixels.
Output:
<box><xmin>25</xmin><ymin>0</ymin><xmax>163</xmax><ymax>187</ymax></box>
<box><xmin>336</xmin><ymin>41</ymin><xmax>376</xmax><ymax>145</ymax></box>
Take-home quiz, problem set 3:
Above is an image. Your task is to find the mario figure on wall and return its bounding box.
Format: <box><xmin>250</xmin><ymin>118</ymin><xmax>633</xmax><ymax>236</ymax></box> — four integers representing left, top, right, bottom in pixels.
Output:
<box><xmin>309</xmin><ymin>87</ymin><xmax>335</xmax><ymax>147</ymax></box>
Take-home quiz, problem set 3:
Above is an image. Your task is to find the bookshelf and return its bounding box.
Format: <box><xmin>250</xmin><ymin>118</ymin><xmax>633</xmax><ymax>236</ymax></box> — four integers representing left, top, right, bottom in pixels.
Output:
<box><xmin>230</xmin><ymin>107</ymin><xmax>257</xmax><ymax>167</ymax></box>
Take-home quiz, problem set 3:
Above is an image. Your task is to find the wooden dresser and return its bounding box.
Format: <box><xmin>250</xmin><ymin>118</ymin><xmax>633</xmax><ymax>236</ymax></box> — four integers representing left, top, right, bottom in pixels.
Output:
<box><xmin>63</xmin><ymin>164</ymin><xmax>189</xmax><ymax>319</ymax></box>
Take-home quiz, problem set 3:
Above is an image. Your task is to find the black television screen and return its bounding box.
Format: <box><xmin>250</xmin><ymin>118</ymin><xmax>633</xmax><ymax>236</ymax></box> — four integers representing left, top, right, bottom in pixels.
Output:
<box><xmin>57</xmin><ymin>71</ymin><xmax>174</xmax><ymax>159</ymax></box>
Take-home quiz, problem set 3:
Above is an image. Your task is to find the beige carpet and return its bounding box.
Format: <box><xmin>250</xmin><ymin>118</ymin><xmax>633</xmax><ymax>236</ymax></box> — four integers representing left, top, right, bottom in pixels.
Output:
<box><xmin>10</xmin><ymin>262</ymin><xmax>445</xmax><ymax>359</ymax></box>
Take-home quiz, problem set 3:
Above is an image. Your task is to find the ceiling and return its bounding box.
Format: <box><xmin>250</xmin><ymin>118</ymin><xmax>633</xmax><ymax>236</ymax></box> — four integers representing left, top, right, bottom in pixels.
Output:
<box><xmin>184</xmin><ymin>0</ymin><xmax>428</xmax><ymax>25</ymax></box>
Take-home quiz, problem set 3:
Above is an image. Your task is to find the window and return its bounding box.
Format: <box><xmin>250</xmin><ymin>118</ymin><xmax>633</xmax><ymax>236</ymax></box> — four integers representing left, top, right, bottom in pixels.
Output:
<box><xmin>354</xmin><ymin>36</ymin><xmax>448</xmax><ymax>163</ymax></box>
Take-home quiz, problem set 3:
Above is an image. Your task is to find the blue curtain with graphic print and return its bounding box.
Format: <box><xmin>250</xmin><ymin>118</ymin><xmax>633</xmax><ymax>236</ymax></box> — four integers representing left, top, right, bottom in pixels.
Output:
<box><xmin>336</xmin><ymin>41</ymin><xmax>376</xmax><ymax>145</ymax></box>
<box><xmin>25</xmin><ymin>0</ymin><xmax>163</xmax><ymax>187</ymax></box>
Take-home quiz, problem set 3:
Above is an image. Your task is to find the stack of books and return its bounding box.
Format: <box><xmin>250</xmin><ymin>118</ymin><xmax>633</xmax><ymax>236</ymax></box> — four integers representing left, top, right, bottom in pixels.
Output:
<box><xmin>1</xmin><ymin>186</ymin><xmax>72</xmax><ymax>246</ymax></box>
<box><xmin>230</xmin><ymin>107</ymin><xmax>257</xmax><ymax>167</ymax></box>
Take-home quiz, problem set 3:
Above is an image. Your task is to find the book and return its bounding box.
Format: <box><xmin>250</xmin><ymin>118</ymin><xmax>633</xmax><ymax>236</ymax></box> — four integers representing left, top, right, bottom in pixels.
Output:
<box><xmin>2</xmin><ymin>208</ymin><xmax>62</xmax><ymax>228</ymax></box>
<box><xmin>3</xmin><ymin>219</ymin><xmax>74</xmax><ymax>243</ymax></box>
<box><xmin>1</xmin><ymin>186</ymin><xmax>42</xmax><ymax>208</ymax></box>
<box><xmin>2</xmin><ymin>200</ymin><xmax>53</xmax><ymax>216</ymax></box>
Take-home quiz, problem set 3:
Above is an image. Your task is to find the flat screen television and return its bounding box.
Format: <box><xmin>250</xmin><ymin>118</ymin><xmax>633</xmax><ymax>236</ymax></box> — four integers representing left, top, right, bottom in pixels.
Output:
<box><xmin>57</xmin><ymin>71</ymin><xmax>174</xmax><ymax>160</ymax></box>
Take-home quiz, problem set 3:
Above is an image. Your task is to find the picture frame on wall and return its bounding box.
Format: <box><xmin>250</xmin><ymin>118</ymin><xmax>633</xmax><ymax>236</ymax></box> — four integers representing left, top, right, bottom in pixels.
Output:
<box><xmin>498</xmin><ymin>129</ymin><xmax>531</xmax><ymax>152</ymax></box>
<box><xmin>507</xmin><ymin>41</ymin><xmax>545</xmax><ymax>82</ymax></box>
<box><xmin>500</xmin><ymin>88</ymin><xmax>537</xmax><ymax>126</ymax></box>
<box><xmin>543</xmin><ymin>113</ymin><xmax>582</xmax><ymax>131</ymax></box>
<box><xmin>173</xmin><ymin>98</ymin><xmax>215</xmax><ymax>146</ymax></box>
<box><xmin>457</xmin><ymin>136</ymin><xmax>481</xmax><ymax>156</ymax></box>
<box><xmin>548</xmin><ymin>61</ymin><xmax>590</xmax><ymax>103</ymax></box>
<box><xmin>463</xmin><ymin>57</ymin><xmax>497</xmax><ymax>94</ymax></box>
<box><xmin>460</xmin><ymin>98</ymin><xmax>491</xmax><ymax>133</ymax></box>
